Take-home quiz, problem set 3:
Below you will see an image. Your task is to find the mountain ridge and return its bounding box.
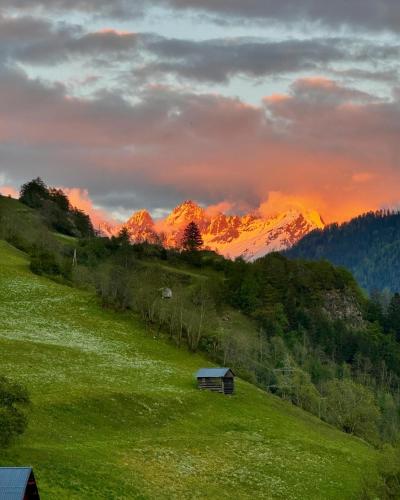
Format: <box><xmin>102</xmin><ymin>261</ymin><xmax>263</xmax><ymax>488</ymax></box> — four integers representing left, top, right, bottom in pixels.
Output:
<box><xmin>109</xmin><ymin>200</ymin><xmax>325</xmax><ymax>260</ymax></box>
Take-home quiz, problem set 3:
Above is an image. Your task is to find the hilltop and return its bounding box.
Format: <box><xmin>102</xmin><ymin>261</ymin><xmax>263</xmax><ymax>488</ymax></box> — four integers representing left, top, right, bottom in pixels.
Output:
<box><xmin>0</xmin><ymin>240</ymin><xmax>378</xmax><ymax>498</ymax></box>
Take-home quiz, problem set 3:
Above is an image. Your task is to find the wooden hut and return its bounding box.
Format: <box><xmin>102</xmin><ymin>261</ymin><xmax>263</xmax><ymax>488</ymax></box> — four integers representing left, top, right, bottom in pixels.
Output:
<box><xmin>0</xmin><ymin>467</ymin><xmax>40</xmax><ymax>499</ymax></box>
<box><xmin>196</xmin><ymin>368</ymin><xmax>235</xmax><ymax>395</ymax></box>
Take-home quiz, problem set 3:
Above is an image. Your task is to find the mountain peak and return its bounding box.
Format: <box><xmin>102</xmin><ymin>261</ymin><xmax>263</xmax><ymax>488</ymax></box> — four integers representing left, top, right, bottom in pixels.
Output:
<box><xmin>126</xmin><ymin>209</ymin><xmax>154</xmax><ymax>228</ymax></box>
<box><xmin>304</xmin><ymin>209</ymin><xmax>325</xmax><ymax>228</ymax></box>
<box><xmin>179</xmin><ymin>199</ymin><xmax>200</xmax><ymax>208</ymax></box>
<box><xmin>123</xmin><ymin>209</ymin><xmax>158</xmax><ymax>243</ymax></box>
<box><xmin>122</xmin><ymin>200</ymin><xmax>325</xmax><ymax>260</ymax></box>
<box><xmin>171</xmin><ymin>200</ymin><xmax>202</xmax><ymax>215</ymax></box>
<box><xmin>165</xmin><ymin>199</ymin><xmax>206</xmax><ymax>227</ymax></box>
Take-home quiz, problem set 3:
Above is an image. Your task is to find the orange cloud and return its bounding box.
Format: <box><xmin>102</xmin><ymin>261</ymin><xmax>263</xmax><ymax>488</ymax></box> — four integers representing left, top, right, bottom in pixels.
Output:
<box><xmin>258</xmin><ymin>192</ymin><xmax>325</xmax><ymax>218</ymax></box>
<box><xmin>63</xmin><ymin>188</ymin><xmax>117</xmax><ymax>229</ymax></box>
<box><xmin>98</xmin><ymin>28</ymin><xmax>133</xmax><ymax>36</ymax></box>
<box><xmin>352</xmin><ymin>172</ymin><xmax>376</xmax><ymax>183</ymax></box>
<box><xmin>1</xmin><ymin>70</ymin><xmax>399</xmax><ymax>225</ymax></box>
<box><xmin>0</xmin><ymin>185</ymin><xmax>18</xmax><ymax>198</ymax></box>
<box><xmin>298</xmin><ymin>76</ymin><xmax>336</xmax><ymax>88</ymax></box>
<box><xmin>204</xmin><ymin>201</ymin><xmax>235</xmax><ymax>216</ymax></box>
<box><xmin>263</xmin><ymin>93</ymin><xmax>290</xmax><ymax>104</ymax></box>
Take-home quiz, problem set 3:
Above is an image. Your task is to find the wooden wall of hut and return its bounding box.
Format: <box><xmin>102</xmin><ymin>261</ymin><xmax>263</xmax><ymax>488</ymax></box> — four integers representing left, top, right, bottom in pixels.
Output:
<box><xmin>198</xmin><ymin>377</ymin><xmax>224</xmax><ymax>393</ymax></box>
<box><xmin>222</xmin><ymin>377</ymin><xmax>234</xmax><ymax>395</ymax></box>
<box><xmin>198</xmin><ymin>376</ymin><xmax>234</xmax><ymax>395</ymax></box>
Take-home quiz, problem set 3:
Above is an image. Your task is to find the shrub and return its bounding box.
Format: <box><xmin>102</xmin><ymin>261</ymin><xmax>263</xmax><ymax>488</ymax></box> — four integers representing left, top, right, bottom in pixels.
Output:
<box><xmin>322</xmin><ymin>379</ymin><xmax>380</xmax><ymax>442</ymax></box>
<box><xmin>0</xmin><ymin>376</ymin><xmax>30</xmax><ymax>447</ymax></box>
<box><xmin>362</xmin><ymin>445</ymin><xmax>400</xmax><ymax>499</ymax></box>
<box><xmin>30</xmin><ymin>250</ymin><xmax>61</xmax><ymax>276</ymax></box>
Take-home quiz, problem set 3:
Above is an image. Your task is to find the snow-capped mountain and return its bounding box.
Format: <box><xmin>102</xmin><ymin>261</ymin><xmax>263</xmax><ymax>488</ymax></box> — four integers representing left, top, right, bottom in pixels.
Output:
<box><xmin>118</xmin><ymin>200</ymin><xmax>324</xmax><ymax>261</ymax></box>
<box><xmin>97</xmin><ymin>221</ymin><xmax>117</xmax><ymax>238</ymax></box>
<box><xmin>125</xmin><ymin>209</ymin><xmax>159</xmax><ymax>244</ymax></box>
<box><xmin>205</xmin><ymin>209</ymin><xmax>324</xmax><ymax>261</ymax></box>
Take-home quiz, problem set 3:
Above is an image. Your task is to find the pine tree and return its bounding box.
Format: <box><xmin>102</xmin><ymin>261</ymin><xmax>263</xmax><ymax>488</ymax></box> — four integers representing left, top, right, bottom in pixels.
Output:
<box><xmin>117</xmin><ymin>227</ymin><xmax>131</xmax><ymax>246</ymax></box>
<box><xmin>181</xmin><ymin>221</ymin><xmax>203</xmax><ymax>251</ymax></box>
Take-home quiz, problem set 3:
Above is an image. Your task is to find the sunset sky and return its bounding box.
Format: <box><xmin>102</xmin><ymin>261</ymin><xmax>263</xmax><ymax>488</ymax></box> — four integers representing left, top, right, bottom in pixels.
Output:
<box><xmin>0</xmin><ymin>1</ymin><xmax>400</xmax><ymax>223</ymax></box>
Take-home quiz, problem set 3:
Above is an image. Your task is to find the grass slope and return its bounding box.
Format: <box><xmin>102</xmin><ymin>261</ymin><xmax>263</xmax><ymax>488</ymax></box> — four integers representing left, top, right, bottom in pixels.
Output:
<box><xmin>0</xmin><ymin>240</ymin><xmax>378</xmax><ymax>499</ymax></box>
<box><xmin>0</xmin><ymin>195</ymin><xmax>43</xmax><ymax>226</ymax></box>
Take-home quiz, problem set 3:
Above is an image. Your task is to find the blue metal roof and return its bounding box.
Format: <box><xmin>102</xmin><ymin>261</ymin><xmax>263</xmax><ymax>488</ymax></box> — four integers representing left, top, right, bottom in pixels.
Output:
<box><xmin>196</xmin><ymin>368</ymin><xmax>233</xmax><ymax>378</ymax></box>
<box><xmin>0</xmin><ymin>468</ymin><xmax>32</xmax><ymax>500</ymax></box>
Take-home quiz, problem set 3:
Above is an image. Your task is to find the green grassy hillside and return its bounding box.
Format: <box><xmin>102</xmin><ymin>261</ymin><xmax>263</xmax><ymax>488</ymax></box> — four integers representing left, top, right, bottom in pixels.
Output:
<box><xmin>0</xmin><ymin>195</ymin><xmax>56</xmax><ymax>250</ymax></box>
<box><xmin>0</xmin><ymin>240</ymin><xmax>378</xmax><ymax>499</ymax></box>
<box><xmin>0</xmin><ymin>194</ymin><xmax>38</xmax><ymax>217</ymax></box>
<box><xmin>0</xmin><ymin>195</ymin><xmax>45</xmax><ymax>234</ymax></box>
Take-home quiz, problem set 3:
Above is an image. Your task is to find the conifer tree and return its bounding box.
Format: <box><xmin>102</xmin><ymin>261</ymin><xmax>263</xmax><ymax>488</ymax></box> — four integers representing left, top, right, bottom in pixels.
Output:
<box><xmin>19</xmin><ymin>177</ymin><xmax>50</xmax><ymax>208</ymax></box>
<box><xmin>181</xmin><ymin>221</ymin><xmax>203</xmax><ymax>251</ymax></box>
<box><xmin>115</xmin><ymin>227</ymin><xmax>132</xmax><ymax>268</ymax></box>
<box><xmin>117</xmin><ymin>227</ymin><xmax>131</xmax><ymax>246</ymax></box>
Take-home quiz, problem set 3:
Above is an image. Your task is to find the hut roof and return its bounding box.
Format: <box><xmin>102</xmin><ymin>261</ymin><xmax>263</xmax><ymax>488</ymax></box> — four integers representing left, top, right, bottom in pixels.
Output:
<box><xmin>0</xmin><ymin>467</ymin><xmax>33</xmax><ymax>500</ymax></box>
<box><xmin>196</xmin><ymin>368</ymin><xmax>234</xmax><ymax>378</ymax></box>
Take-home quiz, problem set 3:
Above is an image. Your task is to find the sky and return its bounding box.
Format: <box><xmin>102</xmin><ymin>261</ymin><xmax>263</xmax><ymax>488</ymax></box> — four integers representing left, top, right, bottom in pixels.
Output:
<box><xmin>0</xmin><ymin>1</ymin><xmax>399</xmax><ymax>223</ymax></box>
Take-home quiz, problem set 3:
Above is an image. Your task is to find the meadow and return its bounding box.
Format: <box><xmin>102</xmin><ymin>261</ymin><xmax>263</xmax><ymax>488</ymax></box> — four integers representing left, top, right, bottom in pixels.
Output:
<box><xmin>0</xmin><ymin>240</ymin><xmax>378</xmax><ymax>499</ymax></box>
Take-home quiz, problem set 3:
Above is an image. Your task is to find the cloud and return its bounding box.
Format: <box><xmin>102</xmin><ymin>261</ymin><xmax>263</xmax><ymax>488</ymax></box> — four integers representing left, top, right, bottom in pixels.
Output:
<box><xmin>0</xmin><ymin>14</ymin><xmax>139</xmax><ymax>66</ymax></box>
<box><xmin>0</xmin><ymin>11</ymin><xmax>396</xmax><ymax>93</ymax></box>
<box><xmin>63</xmin><ymin>187</ymin><xmax>117</xmax><ymax>227</ymax></box>
<box><xmin>284</xmin><ymin>76</ymin><xmax>375</xmax><ymax>104</ymax></box>
<box><xmin>129</xmin><ymin>35</ymin><xmax>400</xmax><ymax>87</ymax></box>
<box><xmin>331</xmin><ymin>68</ymin><xmax>399</xmax><ymax>84</ymax></box>
<box><xmin>0</xmin><ymin>0</ymin><xmax>146</xmax><ymax>19</ymax></box>
<box><xmin>204</xmin><ymin>201</ymin><xmax>235</xmax><ymax>217</ymax></box>
<box><xmin>352</xmin><ymin>172</ymin><xmax>376</xmax><ymax>183</ymax></box>
<box><xmin>0</xmin><ymin>185</ymin><xmax>18</xmax><ymax>198</ymax></box>
<box><xmin>31</xmin><ymin>29</ymin><xmax>138</xmax><ymax>64</ymax></box>
<box><xmin>0</xmin><ymin>172</ymin><xmax>18</xmax><ymax>198</ymax></box>
<box><xmin>136</xmin><ymin>36</ymin><xmax>345</xmax><ymax>84</ymax></box>
<box><xmin>0</xmin><ymin>2</ymin><xmax>398</xmax><ymax>228</ymax></box>
<box><xmin>0</xmin><ymin>17</ymin><xmax>348</xmax><ymax>81</ymax></box>
<box><xmin>0</xmin><ymin>66</ymin><xmax>400</xmax><ymax>223</ymax></box>
<box><xmin>157</xmin><ymin>0</ymin><xmax>400</xmax><ymax>33</ymax></box>
<box><xmin>5</xmin><ymin>1</ymin><xmax>400</xmax><ymax>33</ymax></box>
<box><xmin>258</xmin><ymin>192</ymin><xmax>325</xmax><ymax>218</ymax></box>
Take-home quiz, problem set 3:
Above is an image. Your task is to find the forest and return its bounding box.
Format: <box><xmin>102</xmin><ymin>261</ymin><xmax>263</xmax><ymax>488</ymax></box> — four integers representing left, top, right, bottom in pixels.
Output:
<box><xmin>286</xmin><ymin>210</ymin><xmax>400</xmax><ymax>292</ymax></box>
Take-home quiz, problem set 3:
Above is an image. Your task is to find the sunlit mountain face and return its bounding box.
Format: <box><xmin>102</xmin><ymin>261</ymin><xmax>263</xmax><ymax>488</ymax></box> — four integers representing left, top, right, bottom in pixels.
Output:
<box><xmin>104</xmin><ymin>200</ymin><xmax>324</xmax><ymax>260</ymax></box>
<box><xmin>0</xmin><ymin>2</ymin><xmax>399</xmax><ymax>226</ymax></box>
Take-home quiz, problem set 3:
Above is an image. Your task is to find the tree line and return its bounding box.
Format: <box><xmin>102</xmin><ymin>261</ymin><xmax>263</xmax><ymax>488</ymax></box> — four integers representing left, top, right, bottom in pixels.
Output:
<box><xmin>20</xmin><ymin>177</ymin><xmax>94</xmax><ymax>239</ymax></box>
